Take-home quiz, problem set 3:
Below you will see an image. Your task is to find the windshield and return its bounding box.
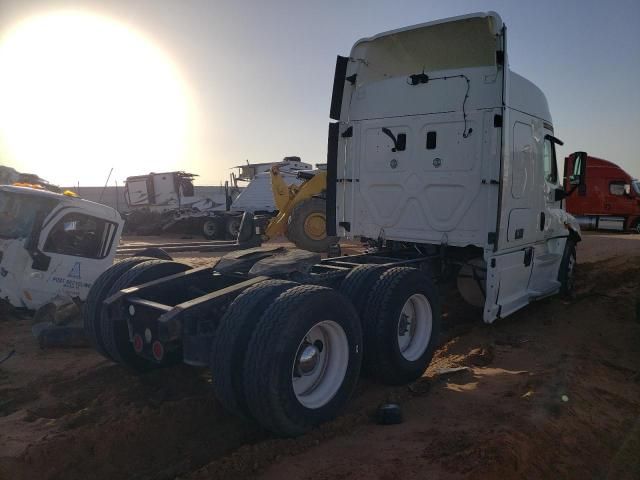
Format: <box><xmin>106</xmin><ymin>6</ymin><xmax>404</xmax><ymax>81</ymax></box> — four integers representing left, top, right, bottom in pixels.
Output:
<box><xmin>632</xmin><ymin>180</ymin><xmax>640</xmax><ymax>195</ymax></box>
<box><xmin>0</xmin><ymin>191</ymin><xmax>58</xmax><ymax>239</ymax></box>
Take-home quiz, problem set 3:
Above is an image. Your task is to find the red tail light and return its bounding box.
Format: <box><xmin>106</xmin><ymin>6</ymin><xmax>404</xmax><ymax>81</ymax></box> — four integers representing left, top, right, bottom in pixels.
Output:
<box><xmin>133</xmin><ymin>334</ymin><xmax>143</xmax><ymax>353</ymax></box>
<box><xmin>152</xmin><ymin>341</ymin><xmax>164</xmax><ymax>361</ymax></box>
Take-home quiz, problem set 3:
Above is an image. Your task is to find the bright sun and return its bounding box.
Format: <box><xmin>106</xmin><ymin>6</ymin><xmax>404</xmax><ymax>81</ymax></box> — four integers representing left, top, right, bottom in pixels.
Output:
<box><xmin>0</xmin><ymin>10</ymin><xmax>192</xmax><ymax>186</ymax></box>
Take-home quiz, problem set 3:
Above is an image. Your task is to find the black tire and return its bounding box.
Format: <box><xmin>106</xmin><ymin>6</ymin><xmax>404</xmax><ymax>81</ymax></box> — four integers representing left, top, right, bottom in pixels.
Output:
<box><xmin>226</xmin><ymin>216</ymin><xmax>241</xmax><ymax>239</ymax></box>
<box><xmin>202</xmin><ymin>218</ymin><xmax>221</xmax><ymax>240</ymax></box>
<box><xmin>211</xmin><ymin>280</ymin><xmax>297</xmax><ymax>419</ymax></box>
<box><xmin>131</xmin><ymin>247</ymin><xmax>173</xmax><ymax>261</ymax></box>
<box><xmin>83</xmin><ymin>257</ymin><xmax>152</xmax><ymax>359</ymax></box>
<box><xmin>362</xmin><ymin>267</ymin><xmax>441</xmax><ymax>385</ymax></box>
<box><xmin>286</xmin><ymin>197</ymin><xmax>338</xmax><ymax>253</ymax></box>
<box><xmin>559</xmin><ymin>239</ymin><xmax>577</xmax><ymax>298</ymax></box>
<box><xmin>305</xmin><ymin>270</ymin><xmax>347</xmax><ymax>289</ymax></box>
<box><xmin>339</xmin><ymin>265</ymin><xmax>389</xmax><ymax>318</ymax></box>
<box><xmin>243</xmin><ymin>285</ymin><xmax>362</xmax><ymax>437</ymax></box>
<box><xmin>100</xmin><ymin>260</ymin><xmax>191</xmax><ymax>371</ymax></box>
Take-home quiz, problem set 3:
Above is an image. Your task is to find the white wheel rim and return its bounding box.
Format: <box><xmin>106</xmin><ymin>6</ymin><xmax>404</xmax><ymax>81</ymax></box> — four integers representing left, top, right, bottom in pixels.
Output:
<box><xmin>397</xmin><ymin>293</ymin><xmax>432</xmax><ymax>361</ymax></box>
<box><xmin>291</xmin><ymin>320</ymin><xmax>349</xmax><ymax>409</ymax></box>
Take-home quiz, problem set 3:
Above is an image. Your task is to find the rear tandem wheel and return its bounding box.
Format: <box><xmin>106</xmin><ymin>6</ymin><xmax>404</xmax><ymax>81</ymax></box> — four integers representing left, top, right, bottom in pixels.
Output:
<box><xmin>83</xmin><ymin>256</ymin><xmax>154</xmax><ymax>359</ymax></box>
<box><xmin>242</xmin><ymin>285</ymin><xmax>363</xmax><ymax>437</ymax></box>
<box><xmin>210</xmin><ymin>279</ymin><xmax>298</xmax><ymax>419</ymax></box>
<box><xmin>362</xmin><ymin>267</ymin><xmax>442</xmax><ymax>385</ymax></box>
<box><xmin>99</xmin><ymin>259</ymin><xmax>191</xmax><ymax>371</ymax></box>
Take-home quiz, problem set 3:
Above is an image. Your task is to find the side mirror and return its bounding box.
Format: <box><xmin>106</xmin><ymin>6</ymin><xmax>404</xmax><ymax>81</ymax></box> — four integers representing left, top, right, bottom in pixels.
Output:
<box><xmin>569</xmin><ymin>151</ymin><xmax>587</xmax><ymax>186</ymax></box>
<box><xmin>554</xmin><ymin>188</ymin><xmax>567</xmax><ymax>202</ymax></box>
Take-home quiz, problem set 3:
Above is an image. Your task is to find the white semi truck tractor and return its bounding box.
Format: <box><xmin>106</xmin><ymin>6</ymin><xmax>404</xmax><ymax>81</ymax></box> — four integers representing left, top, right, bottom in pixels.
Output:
<box><xmin>83</xmin><ymin>12</ymin><xmax>587</xmax><ymax>437</ymax></box>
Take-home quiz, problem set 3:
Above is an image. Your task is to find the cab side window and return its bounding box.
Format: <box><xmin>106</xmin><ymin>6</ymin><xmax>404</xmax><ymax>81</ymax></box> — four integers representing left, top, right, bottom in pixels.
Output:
<box><xmin>44</xmin><ymin>213</ymin><xmax>117</xmax><ymax>259</ymax></box>
<box><xmin>609</xmin><ymin>181</ymin><xmax>628</xmax><ymax>196</ymax></box>
<box><xmin>542</xmin><ymin>138</ymin><xmax>558</xmax><ymax>184</ymax></box>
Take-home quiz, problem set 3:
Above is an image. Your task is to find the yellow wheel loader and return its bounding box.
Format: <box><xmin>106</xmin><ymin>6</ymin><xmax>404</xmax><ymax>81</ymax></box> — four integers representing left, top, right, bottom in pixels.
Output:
<box><xmin>263</xmin><ymin>165</ymin><xmax>338</xmax><ymax>253</ymax></box>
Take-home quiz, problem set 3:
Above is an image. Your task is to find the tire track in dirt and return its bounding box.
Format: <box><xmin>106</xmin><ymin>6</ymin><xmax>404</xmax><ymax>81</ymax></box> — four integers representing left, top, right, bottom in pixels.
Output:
<box><xmin>1</xmin><ymin>238</ymin><xmax>639</xmax><ymax>479</ymax></box>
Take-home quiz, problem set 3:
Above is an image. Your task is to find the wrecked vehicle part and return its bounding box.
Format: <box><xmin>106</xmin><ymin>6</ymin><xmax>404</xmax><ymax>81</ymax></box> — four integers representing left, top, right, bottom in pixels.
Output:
<box><xmin>0</xmin><ymin>185</ymin><xmax>124</xmax><ymax>311</ymax></box>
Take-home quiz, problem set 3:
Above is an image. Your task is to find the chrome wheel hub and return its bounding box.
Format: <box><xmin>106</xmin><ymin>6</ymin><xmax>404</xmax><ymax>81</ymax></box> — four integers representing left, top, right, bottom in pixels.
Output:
<box><xmin>297</xmin><ymin>342</ymin><xmax>322</xmax><ymax>376</ymax></box>
<box><xmin>291</xmin><ymin>320</ymin><xmax>348</xmax><ymax>409</ymax></box>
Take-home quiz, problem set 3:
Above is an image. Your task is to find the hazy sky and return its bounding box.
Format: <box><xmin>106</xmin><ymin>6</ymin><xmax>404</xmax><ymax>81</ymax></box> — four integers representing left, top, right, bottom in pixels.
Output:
<box><xmin>0</xmin><ymin>0</ymin><xmax>638</xmax><ymax>186</ymax></box>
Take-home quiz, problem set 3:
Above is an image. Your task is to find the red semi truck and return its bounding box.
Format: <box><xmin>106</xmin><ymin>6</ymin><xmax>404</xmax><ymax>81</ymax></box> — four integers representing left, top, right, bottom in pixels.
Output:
<box><xmin>565</xmin><ymin>154</ymin><xmax>640</xmax><ymax>233</ymax></box>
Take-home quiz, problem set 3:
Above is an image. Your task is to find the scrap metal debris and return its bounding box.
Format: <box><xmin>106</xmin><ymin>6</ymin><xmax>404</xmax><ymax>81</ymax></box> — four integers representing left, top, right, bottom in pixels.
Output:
<box><xmin>0</xmin><ymin>349</ymin><xmax>15</xmax><ymax>364</ymax></box>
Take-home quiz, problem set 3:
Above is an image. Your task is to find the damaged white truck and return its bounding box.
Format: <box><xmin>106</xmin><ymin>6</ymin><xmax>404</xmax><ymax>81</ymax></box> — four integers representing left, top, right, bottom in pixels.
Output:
<box><xmin>82</xmin><ymin>12</ymin><xmax>587</xmax><ymax>437</ymax></box>
<box><xmin>0</xmin><ymin>185</ymin><xmax>124</xmax><ymax>313</ymax></box>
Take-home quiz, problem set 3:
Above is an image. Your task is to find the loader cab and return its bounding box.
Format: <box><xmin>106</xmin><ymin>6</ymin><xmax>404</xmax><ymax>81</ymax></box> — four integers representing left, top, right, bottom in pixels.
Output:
<box><xmin>327</xmin><ymin>11</ymin><xmax>587</xmax><ymax>323</ymax></box>
<box><xmin>0</xmin><ymin>185</ymin><xmax>123</xmax><ymax>310</ymax></box>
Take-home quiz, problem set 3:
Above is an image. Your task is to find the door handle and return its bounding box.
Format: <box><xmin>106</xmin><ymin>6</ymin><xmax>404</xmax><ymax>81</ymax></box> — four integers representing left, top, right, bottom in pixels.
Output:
<box><xmin>539</xmin><ymin>212</ymin><xmax>545</xmax><ymax>231</ymax></box>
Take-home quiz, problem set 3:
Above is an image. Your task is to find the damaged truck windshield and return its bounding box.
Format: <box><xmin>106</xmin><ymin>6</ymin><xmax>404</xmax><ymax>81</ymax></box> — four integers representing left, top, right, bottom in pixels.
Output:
<box><xmin>0</xmin><ymin>190</ymin><xmax>58</xmax><ymax>239</ymax></box>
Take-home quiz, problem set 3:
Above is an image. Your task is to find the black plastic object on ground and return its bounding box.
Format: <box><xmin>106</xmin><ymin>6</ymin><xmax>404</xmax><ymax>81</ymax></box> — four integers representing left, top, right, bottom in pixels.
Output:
<box><xmin>375</xmin><ymin>403</ymin><xmax>403</xmax><ymax>425</ymax></box>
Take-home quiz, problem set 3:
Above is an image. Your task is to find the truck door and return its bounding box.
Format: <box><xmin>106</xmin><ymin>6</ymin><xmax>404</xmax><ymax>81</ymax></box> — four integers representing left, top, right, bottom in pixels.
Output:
<box><xmin>485</xmin><ymin>112</ymin><xmax>538</xmax><ymax>322</ymax></box>
<box><xmin>497</xmin><ymin>117</ymin><xmax>539</xmax><ymax>249</ymax></box>
<box><xmin>525</xmin><ymin>133</ymin><xmax>565</xmax><ymax>296</ymax></box>
<box><xmin>22</xmin><ymin>208</ymin><xmax>119</xmax><ymax>307</ymax></box>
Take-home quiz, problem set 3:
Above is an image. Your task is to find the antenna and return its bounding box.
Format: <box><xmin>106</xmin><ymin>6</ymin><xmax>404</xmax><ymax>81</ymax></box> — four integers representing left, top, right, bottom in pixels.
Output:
<box><xmin>115</xmin><ymin>179</ymin><xmax>119</xmax><ymax>211</ymax></box>
<box><xmin>99</xmin><ymin>168</ymin><xmax>113</xmax><ymax>202</ymax></box>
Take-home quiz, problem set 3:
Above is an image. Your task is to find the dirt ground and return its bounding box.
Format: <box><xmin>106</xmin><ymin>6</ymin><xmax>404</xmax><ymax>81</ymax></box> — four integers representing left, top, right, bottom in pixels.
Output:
<box><xmin>1</xmin><ymin>233</ymin><xmax>639</xmax><ymax>480</ymax></box>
